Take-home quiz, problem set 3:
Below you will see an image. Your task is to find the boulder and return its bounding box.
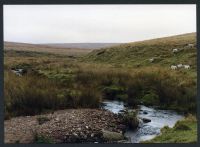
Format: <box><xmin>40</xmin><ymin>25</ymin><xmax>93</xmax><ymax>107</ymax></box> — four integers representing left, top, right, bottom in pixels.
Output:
<box><xmin>143</xmin><ymin>111</ymin><xmax>148</xmax><ymax>115</ymax></box>
<box><xmin>102</xmin><ymin>130</ymin><xmax>124</xmax><ymax>141</ymax></box>
<box><xmin>142</xmin><ymin>118</ymin><xmax>151</xmax><ymax>123</ymax></box>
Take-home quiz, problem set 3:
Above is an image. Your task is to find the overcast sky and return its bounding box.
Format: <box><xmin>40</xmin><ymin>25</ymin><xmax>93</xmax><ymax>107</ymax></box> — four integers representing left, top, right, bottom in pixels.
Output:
<box><xmin>3</xmin><ymin>5</ymin><xmax>196</xmax><ymax>44</ymax></box>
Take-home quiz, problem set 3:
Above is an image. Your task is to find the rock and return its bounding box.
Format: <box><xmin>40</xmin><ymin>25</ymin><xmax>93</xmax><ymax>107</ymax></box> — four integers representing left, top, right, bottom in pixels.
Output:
<box><xmin>119</xmin><ymin>109</ymin><xmax>127</xmax><ymax>113</ymax></box>
<box><xmin>55</xmin><ymin>117</ymin><xmax>59</xmax><ymax>121</ymax></box>
<box><xmin>102</xmin><ymin>130</ymin><xmax>124</xmax><ymax>141</ymax></box>
<box><xmin>143</xmin><ymin>111</ymin><xmax>148</xmax><ymax>114</ymax></box>
<box><xmin>73</xmin><ymin>132</ymin><xmax>78</xmax><ymax>137</ymax></box>
<box><xmin>117</xmin><ymin>139</ymin><xmax>130</xmax><ymax>143</ymax></box>
<box><xmin>142</xmin><ymin>118</ymin><xmax>151</xmax><ymax>123</ymax></box>
<box><xmin>91</xmin><ymin>133</ymin><xmax>94</xmax><ymax>137</ymax></box>
<box><xmin>117</xmin><ymin>124</ymin><xmax>126</xmax><ymax>131</ymax></box>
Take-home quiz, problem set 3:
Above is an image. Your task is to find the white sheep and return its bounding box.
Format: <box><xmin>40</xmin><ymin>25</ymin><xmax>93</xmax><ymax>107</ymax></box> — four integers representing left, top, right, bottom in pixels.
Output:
<box><xmin>171</xmin><ymin>65</ymin><xmax>177</xmax><ymax>70</ymax></box>
<box><xmin>188</xmin><ymin>44</ymin><xmax>194</xmax><ymax>48</ymax></box>
<box><xmin>177</xmin><ymin>64</ymin><xmax>183</xmax><ymax>68</ymax></box>
<box><xmin>11</xmin><ymin>70</ymin><xmax>22</xmax><ymax>76</ymax></box>
<box><xmin>184</xmin><ymin>65</ymin><xmax>190</xmax><ymax>69</ymax></box>
<box><xmin>172</xmin><ymin>48</ymin><xmax>178</xmax><ymax>53</ymax></box>
<box><xmin>149</xmin><ymin>58</ymin><xmax>154</xmax><ymax>63</ymax></box>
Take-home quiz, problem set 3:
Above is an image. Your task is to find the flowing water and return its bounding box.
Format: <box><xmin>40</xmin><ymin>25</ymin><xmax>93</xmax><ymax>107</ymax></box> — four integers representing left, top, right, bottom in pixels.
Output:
<box><xmin>102</xmin><ymin>100</ymin><xmax>184</xmax><ymax>143</ymax></box>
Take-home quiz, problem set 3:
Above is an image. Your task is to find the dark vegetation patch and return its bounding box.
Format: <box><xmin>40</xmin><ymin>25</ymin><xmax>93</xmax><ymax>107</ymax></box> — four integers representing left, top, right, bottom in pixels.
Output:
<box><xmin>34</xmin><ymin>134</ymin><xmax>54</xmax><ymax>144</ymax></box>
<box><xmin>37</xmin><ymin>116</ymin><xmax>51</xmax><ymax>125</ymax></box>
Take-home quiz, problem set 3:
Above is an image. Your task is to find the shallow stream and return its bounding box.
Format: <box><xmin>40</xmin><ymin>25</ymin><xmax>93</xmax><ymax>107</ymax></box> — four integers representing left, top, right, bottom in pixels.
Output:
<box><xmin>102</xmin><ymin>100</ymin><xmax>184</xmax><ymax>143</ymax></box>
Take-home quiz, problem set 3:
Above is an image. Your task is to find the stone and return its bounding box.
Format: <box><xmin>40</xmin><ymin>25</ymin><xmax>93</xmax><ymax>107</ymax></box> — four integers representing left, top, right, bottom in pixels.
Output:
<box><xmin>55</xmin><ymin>117</ymin><xmax>59</xmax><ymax>121</ymax></box>
<box><xmin>143</xmin><ymin>111</ymin><xmax>148</xmax><ymax>114</ymax></box>
<box><xmin>142</xmin><ymin>118</ymin><xmax>151</xmax><ymax>123</ymax></box>
<box><xmin>102</xmin><ymin>130</ymin><xmax>124</xmax><ymax>141</ymax></box>
<box><xmin>73</xmin><ymin>132</ymin><xmax>78</xmax><ymax>137</ymax></box>
<box><xmin>91</xmin><ymin>133</ymin><xmax>94</xmax><ymax>137</ymax></box>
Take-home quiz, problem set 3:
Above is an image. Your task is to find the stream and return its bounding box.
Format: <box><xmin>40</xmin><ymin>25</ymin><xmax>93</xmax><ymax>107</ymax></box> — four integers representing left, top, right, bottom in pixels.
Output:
<box><xmin>102</xmin><ymin>100</ymin><xmax>184</xmax><ymax>143</ymax></box>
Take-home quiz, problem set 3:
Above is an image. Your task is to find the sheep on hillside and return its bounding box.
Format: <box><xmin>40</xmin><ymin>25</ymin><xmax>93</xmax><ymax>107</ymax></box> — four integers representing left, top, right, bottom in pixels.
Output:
<box><xmin>149</xmin><ymin>58</ymin><xmax>154</xmax><ymax>63</ymax></box>
<box><xmin>171</xmin><ymin>65</ymin><xmax>177</xmax><ymax>70</ymax></box>
<box><xmin>188</xmin><ymin>43</ymin><xmax>194</xmax><ymax>48</ymax></box>
<box><xmin>177</xmin><ymin>64</ymin><xmax>183</xmax><ymax>68</ymax></box>
<box><xmin>184</xmin><ymin>65</ymin><xmax>190</xmax><ymax>69</ymax></box>
<box><xmin>172</xmin><ymin>48</ymin><xmax>179</xmax><ymax>53</ymax></box>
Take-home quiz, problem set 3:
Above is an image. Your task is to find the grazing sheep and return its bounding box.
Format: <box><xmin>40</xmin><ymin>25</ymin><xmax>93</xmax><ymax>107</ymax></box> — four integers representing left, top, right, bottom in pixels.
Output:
<box><xmin>184</xmin><ymin>65</ymin><xmax>190</xmax><ymax>69</ymax></box>
<box><xmin>172</xmin><ymin>48</ymin><xmax>178</xmax><ymax>53</ymax></box>
<box><xmin>188</xmin><ymin>43</ymin><xmax>194</xmax><ymax>48</ymax></box>
<box><xmin>11</xmin><ymin>70</ymin><xmax>22</xmax><ymax>76</ymax></box>
<box><xmin>149</xmin><ymin>58</ymin><xmax>154</xmax><ymax>63</ymax></box>
<box><xmin>171</xmin><ymin>65</ymin><xmax>177</xmax><ymax>70</ymax></box>
<box><xmin>177</xmin><ymin>64</ymin><xmax>183</xmax><ymax>68</ymax></box>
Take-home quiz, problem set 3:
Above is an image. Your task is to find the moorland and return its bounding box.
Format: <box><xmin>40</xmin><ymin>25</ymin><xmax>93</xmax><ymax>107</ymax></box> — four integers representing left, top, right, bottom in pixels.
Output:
<box><xmin>4</xmin><ymin>33</ymin><xmax>197</xmax><ymax>143</ymax></box>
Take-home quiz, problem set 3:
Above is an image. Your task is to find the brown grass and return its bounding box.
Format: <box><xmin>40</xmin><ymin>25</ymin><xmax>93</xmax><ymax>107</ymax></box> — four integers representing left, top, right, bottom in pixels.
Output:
<box><xmin>4</xmin><ymin>42</ymin><xmax>93</xmax><ymax>56</ymax></box>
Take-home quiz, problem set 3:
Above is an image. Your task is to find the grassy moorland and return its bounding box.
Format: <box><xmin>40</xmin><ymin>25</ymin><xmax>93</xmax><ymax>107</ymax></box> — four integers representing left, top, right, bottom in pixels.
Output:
<box><xmin>83</xmin><ymin>33</ymin><xmax>196</xmax><ymax>69</ymax></box>
<box><xmin>4</xmin><ymin>33</ymin><xmax>197</xmax><ymax>118</ymax></box>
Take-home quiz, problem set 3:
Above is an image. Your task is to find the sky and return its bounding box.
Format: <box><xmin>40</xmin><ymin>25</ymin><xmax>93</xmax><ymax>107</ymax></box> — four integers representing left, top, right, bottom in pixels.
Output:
<box><xmin>3</xmin><ymin>5</ymin><xmax>196</xmax><ymax>44</ymax></box>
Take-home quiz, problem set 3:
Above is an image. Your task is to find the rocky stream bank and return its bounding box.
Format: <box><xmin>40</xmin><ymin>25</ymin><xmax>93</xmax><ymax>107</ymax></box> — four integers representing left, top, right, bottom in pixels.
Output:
<box><xmin>5</xmin><ymin>109</ymin><xmax>133</xmax><ymax>143</ymax></box>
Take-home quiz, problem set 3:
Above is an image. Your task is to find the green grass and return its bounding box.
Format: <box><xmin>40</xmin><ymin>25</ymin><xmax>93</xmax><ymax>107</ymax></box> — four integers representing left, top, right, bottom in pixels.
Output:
<box><xmin>4</xmin><ymin>70</ymin><xmax>101</xmax><ymax>117</ymax></box>
<box><xmin>34</xmin><ymin>134</ymin><xmax>54</xmax><ymax>144</ymax></box>
<box><xmin>82</xmin><ymin>33</ymin><xmax>196</xmax><ymax>69</ymax></box>
<box><xmin>143</xmin><ymin>115</ymin><xmax>197</xmax><ymax>143</ymax></box>
<box><xmin>4</xmin><ymin>33</ymin><xmax>197</xmax><ymax>118</ymax></box>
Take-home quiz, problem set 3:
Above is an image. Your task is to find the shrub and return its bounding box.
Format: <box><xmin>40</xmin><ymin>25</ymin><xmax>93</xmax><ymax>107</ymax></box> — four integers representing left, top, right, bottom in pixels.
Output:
<box><xmin>122</xmin><ymin>111</ymin><xmax>139</xmax><ymax>129</ymax></box>
<box><xmin>102</xmin><ymin>85</ymin><xmax>125</xmax><ymax>100</ymax></box>
<box><xmin>34</xmin><ymin>134</ymin><xmax>54</xmax><ymax>144</ymax></box>
<box><xmin>4</xmin><ymin>71</ymin><xmax>101</xmax><ymax>117</ymax></box>
<box><xmin>141</xmin><ymin>91</ymin><xmax>160</xmax><ymax>106</ymax></box>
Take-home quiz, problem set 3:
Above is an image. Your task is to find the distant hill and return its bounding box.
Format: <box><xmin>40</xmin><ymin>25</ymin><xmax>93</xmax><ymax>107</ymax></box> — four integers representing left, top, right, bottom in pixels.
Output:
<box><xmin>83</xmin><ymin>33</ymin><xmax>197</xmax><ymax>69</ymax></box>
<box><xmin>42</xmin><ymin>43</ymin><xmax>122</xmax><ymax>49</ymax></box>
<box><xmin>4</xmin><ymin>42</ymin><xmax>93</xmax><ymax>56</ymax></box>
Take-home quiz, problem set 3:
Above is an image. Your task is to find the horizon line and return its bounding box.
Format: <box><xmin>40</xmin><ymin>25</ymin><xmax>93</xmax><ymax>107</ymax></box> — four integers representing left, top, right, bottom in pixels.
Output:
<box><xmin>4</xmin><ymin>32</ymin><xmax>196</xmax><ymax>45</ymax></box>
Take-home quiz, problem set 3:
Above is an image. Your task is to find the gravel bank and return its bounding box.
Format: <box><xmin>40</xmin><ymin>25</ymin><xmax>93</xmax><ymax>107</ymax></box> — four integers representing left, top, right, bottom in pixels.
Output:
<box><xmin>5</xmin><ymin>109</ymin><xmax>127</xmax><ymax>143</ymax></box>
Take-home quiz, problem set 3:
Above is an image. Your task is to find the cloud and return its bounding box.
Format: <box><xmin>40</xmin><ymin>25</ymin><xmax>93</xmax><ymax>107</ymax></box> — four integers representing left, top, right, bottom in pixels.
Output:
<box><xmin>3</xmin><ymin>5</ymin><xmax>196</xmax><ymax>43</ymax></box>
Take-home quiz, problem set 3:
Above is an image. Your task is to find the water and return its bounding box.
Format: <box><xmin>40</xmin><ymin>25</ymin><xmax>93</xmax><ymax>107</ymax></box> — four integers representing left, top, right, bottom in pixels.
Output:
<box><xmin>102</xmin><ymin>100</ymin><xmax>125</xmax><ymax>114</ymax></box>
<box><xmin>102</xmin><ymin>100</ymin><xmax>184</xmax><ymax>143</ymax></box>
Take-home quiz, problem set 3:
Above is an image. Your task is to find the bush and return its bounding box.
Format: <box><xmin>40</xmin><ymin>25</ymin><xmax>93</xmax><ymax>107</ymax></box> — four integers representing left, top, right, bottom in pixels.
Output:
<box><xmin>4</xmin><ymin>71</ymin><xmax>101</xmax><ymax>117</ymax></box>
<box><xmin>141</xmin><ymin>91</ymin><xmax>160</xmax><ymax>106</ymax></box>
<box><xmin>122</xmin><ymin>111</ymin><xmax>139</xmax><ymax>129</ymax></box>
<box><xmin>102</xmin><ymin>85</ymin><xmax>125</xmax><ymax>100</ymax></box>
<box><xmin>34</xmin><ymin>134</ymin><xmax>54</xmax><ymax>144</ymax></box>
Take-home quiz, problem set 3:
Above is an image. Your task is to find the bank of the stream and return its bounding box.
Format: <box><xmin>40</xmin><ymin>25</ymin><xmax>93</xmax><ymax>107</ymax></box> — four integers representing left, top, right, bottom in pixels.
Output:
<box><xmin>5</xmin><ymin>109</ymin><xmax>127</xmax><ymax>143</ymax></box>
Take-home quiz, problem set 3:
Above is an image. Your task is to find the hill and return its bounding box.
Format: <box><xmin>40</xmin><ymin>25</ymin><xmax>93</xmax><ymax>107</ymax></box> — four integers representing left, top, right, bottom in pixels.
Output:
<box><xmin>83</xmin><ymin>33</ymin><xmax>196</xmax><ymax>69</ymax></box>
<box><xmin>42</xmin><ymin>43</ymin><xmax>121</xmax><ymax>49</ymax></box>
<box><xmin>4</xmin><ymin>42</ymin><xmax>93</xmax><ymax>56</ymax></box>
